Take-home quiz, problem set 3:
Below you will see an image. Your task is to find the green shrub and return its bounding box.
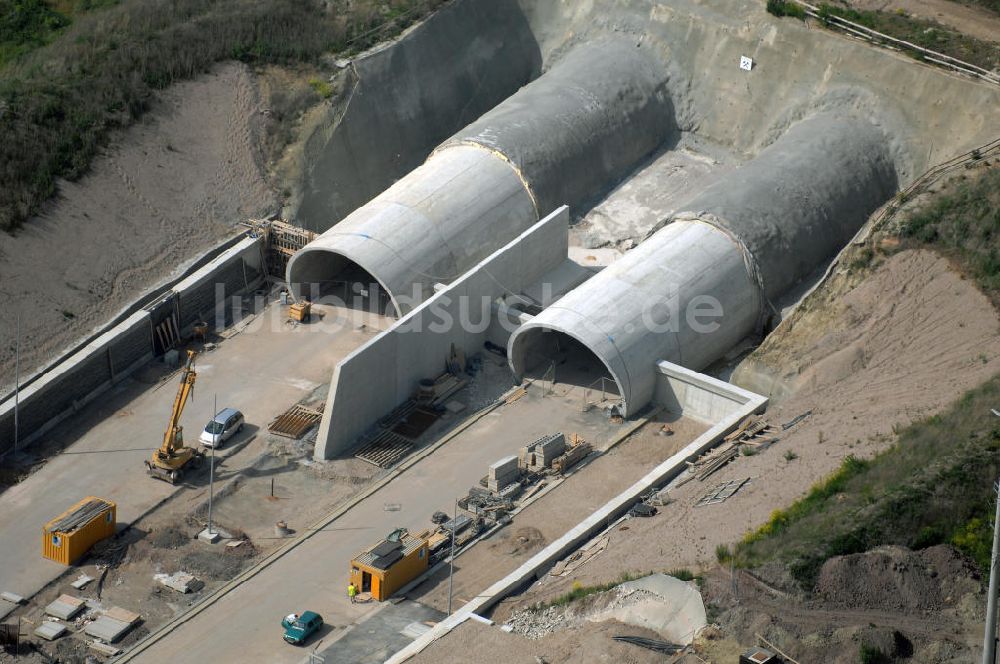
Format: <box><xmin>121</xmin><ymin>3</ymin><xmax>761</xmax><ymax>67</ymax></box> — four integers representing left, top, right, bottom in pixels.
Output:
<box><xmin>859</xmin><ymin>643</ymin><xmax>892</xmax><ymax>664</ymax></box>
<box><xmin>733</xmin><ymin>376</ymin><xmax>1000</xmax><ymax>586</ymax></box>
<box><xmin>667</xmin><ymin>568</ymin><xmax>695</xmax><ymax>582</ymax></box>
<box><xmin>0</xmin><ymin>0</ymin><xmax>446</xmax><ymax>231</ymax></box>
<box><xmin>766</xmin><ymin>0</ymin><xmax>807</xmax><ymax>19</ymax></box>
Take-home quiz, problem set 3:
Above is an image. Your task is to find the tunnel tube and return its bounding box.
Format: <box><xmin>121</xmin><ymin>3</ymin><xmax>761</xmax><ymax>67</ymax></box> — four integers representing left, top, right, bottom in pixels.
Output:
<box><xmin>509</xmin><ymin>112</ymin><xmax>897</xmax><ymax>416</ymax></box>
<box><xmin>287</xmin><ymin>37</ymin><xmax>675</xmax><ymax>315</ymax></box>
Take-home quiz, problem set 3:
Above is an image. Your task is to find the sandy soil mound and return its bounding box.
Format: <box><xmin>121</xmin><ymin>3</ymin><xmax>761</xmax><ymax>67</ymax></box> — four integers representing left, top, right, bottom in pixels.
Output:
<box><xmin>0</xmin><ymin>62</ymin><xmax>276</xmax><ymax>396</ymax></box>
<box><xmin>814</xmin><ymin>544</ymin><xmax>981</xmax><ymax>612</ymax></box>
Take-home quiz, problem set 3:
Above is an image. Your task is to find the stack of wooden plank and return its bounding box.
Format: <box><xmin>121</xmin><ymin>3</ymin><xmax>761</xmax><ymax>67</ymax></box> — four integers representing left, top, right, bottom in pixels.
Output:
<box><xmin>678</xmin><ymin>417</ymin><xmax>777</xmax><ymax>482</ymax></box>
<box><xmin>430</xmin><ymin>373</ymin><xmax>467</xmax><ymax>406</ymax></box>
<box><xmin>552</xmin><ymin>440</ymin><xmax>592</xmax><ymax>474</ymax></box>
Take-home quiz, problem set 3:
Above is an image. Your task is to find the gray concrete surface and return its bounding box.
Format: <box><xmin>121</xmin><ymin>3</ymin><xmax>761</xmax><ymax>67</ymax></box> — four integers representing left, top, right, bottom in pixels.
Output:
<box><xmin>440</xmin><ymin>36</ymin><xmax>675</xmax><ymax>216</ymax></box>
<box><xmin>312</xmin><ymin>600</ymin><xmax>445</xmax><ymax>664</ymax></box>
<box><xmin>0</xmin><ymin>301</ymin><xmax>383</xmax><ymax>604</ymax></box>
<box><xmin>509</xmin><ymin>113</ymin><xmax>895</xmax><ymax>417</ymax></box>
<box><xmin>314</xmin><ymin>207</ymin><xmax>568</xmax><ymax>460</ymax></box>
<box><xmin>287</xmin><ymin>36</ymin><xmax>674</xmax><ymax>315</ymax></box>
<box><xmin>589</xmin><ymin>574</ymin><xmax>706</xmax><ymax>644</ymax></box>
<box><xmin>126</xmin><ymin>381</ymin><xmax>637</xmax><ymax>664</ymax></box>
<box><xmin>291</xmin><ymin>0</ymin><xmax>541</xmax><ymax>231</ymax></box>
<box><xmin>674</xmin><ymin>113</ymin><xmax>898</xmax><ymax>304</ymax></box>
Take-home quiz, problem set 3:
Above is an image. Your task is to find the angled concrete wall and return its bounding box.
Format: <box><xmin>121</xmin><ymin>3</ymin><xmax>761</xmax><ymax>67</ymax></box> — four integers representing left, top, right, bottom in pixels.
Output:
<box><xmin>287</xmin><ymin>37</ymin><xmax>674</xmax><ymax>315</ymax></box>
<box><xmin>509</xmin><ymin>112</ymin><xmax>896</xmax><ymax>417</ymax></box>
<box><xmin>314</xmin><ymin>207</ymin><xmax>569</xmax><ymax>460</ymax></box>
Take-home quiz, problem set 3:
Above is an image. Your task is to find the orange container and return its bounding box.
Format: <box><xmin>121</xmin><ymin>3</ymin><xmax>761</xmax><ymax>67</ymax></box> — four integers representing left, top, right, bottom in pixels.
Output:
<box><xmin>42</xmin><ymin>497</ymin><xmax>116</xmax><ymax>565</ymax></box>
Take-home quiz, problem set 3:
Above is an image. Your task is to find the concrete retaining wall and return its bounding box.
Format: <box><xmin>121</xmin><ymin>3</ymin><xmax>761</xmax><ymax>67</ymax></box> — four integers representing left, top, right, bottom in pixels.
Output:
<box><xmin>314</xmin><ymin>207</ymin><xmax>570</xmax><ymax>460</ymax></box>
<box><xmin>654</xmin><ymin>361</ymin><xmax>758</xmax><ymax>423</ymax></box>
<box><xmin>387</xmin><ymin>362</ymin><xmax>767</xmax><ymax>662</ymax></box>
<box><xmin>0</xmin><ymin>236</ymin><xmax>264</xmax><ymax>455</ymax></box>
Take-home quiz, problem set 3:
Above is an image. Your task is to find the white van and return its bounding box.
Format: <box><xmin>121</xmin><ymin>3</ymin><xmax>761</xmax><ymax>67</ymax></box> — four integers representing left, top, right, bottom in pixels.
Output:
<box><xmin>199</xmin><ymin>408</ymin><xmax>244</xmax><ymax>448</ymax></box>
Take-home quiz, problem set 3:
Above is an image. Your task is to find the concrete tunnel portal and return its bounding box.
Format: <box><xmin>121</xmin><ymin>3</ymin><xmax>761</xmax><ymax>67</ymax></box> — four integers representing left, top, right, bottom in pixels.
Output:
<box><xmin>509</xmin><ymin>112</ymin><xmax>899</xmax><ymax>417</ymax></box>
<box><xmin>286</xmin><ymin>38</ymin><xmax>676</xmax><ymax>315</ymax></box>
<box><xmin>284</xmin><ymin>25</ymin><xmax>908</xmax><ymax>435</ymax></box>
<box><xmin>512</xmin><ymin>327</ymin><xmax>624</xmax><ymax>398</ymax></box>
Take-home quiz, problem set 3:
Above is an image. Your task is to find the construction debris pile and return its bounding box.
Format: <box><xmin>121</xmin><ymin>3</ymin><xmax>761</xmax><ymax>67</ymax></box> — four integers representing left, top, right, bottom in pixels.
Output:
<box><xmin>677</xmin><ymin>416</ymin><xmax>778</xmax><ymax>485</ymax></box>
<box><xmin>30</xmin><ymin>593</ymin><xmax>143</xmax><ymax>657</ymax></box>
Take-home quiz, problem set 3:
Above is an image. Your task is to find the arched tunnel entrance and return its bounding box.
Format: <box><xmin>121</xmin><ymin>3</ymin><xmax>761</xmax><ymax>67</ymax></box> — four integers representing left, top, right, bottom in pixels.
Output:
<box><xmin>510</xmin><ymin>327</ymin><xmax>624</xmax><ymax>410</ymax></box>
<box><xmin>286</xmin><ymin>248</ymin><xmax>397</xmax><ymax>317</ymax></box>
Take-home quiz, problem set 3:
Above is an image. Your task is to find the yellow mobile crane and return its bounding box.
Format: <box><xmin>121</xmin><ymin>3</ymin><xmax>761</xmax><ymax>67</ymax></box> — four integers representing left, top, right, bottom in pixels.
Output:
<box><xmin>145</xmin><ymin>350</ymin><xmax>203</xmax><ymax>483</ymax></box>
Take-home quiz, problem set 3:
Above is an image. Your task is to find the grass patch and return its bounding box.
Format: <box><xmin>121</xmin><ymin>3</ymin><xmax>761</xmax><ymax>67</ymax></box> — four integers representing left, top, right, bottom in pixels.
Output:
<box><xmin>900</xmin><ymin>166</ymin><xmax>1000</xmax><ymax>303</ymax></box>
<box><xmin>731</xmin><ymin>375</ymin><xmax>1000</xmax><ymax>587</ymax></box>
<box><xmin>816</xmin><ymin>3</ymin><xmax>1000</xmax><ymax>71</ymax></box>
<box><xmin>540</xmin><ymin>571</ymin><xmax>646</xmax><ymax>609</ymax></box>
<box><xmin>0</xmin><ymin>0</ymin><xmax>445</xmax><ymax>232</ymax></box>
<box><xmin>307</xmin><ymin>77</ymin><xmax>333</xmax><ymax>99</ymax></box>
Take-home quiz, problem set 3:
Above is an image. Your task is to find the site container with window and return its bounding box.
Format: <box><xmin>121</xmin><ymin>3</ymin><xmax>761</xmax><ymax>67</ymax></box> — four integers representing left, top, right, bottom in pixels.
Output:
<box><xmin>42</xmin><ymin>497</ymin><xmax>117</xmax><ymax>565</ymax></box>
<box><xmin>349</xmin><ymin>528</ymin><xmax>428</xmax><ymax>602</ymax></box>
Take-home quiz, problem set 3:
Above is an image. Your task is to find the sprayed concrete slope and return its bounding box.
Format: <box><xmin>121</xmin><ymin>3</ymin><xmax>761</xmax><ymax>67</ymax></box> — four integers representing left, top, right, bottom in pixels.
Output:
<box><xmin>290</xmin><ymin>0</ymin><xmax>541</xmax><ymax>231</ymax></box>
<box><xmin>509</xmin><ymin>113</ymin><xmax>897</xmax><ymax>416</ymax></box>
<box><xmin>286</xmin><ymin>37</ymin><xmax>674</xmax><ymax>314</ymax></box>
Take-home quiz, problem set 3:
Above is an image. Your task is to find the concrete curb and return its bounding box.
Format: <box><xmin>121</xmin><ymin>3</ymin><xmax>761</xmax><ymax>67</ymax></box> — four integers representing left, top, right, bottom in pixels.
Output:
<box><xmin>114</xmin><ymin>387</ymin><xmax>515</xmax><ymax>661</ymax></box>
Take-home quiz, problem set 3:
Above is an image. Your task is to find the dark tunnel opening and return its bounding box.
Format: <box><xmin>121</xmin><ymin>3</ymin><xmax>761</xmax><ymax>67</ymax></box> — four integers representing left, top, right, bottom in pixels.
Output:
<box><xmin>287</xmin><ymin>249</ymin><xmax>397</xmax><ymax>317</ymax></box>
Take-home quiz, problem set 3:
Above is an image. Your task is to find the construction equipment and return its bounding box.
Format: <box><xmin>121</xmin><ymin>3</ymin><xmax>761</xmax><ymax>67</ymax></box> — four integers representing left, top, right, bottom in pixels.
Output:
<box><xmin>145</xmin><ymin>350</ymin><xmax>202</xmax><ymax>483</ymax></box>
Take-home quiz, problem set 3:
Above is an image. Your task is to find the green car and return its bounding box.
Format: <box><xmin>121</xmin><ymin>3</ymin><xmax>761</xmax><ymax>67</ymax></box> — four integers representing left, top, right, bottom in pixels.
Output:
<box><xmin>281</xmin><ymin>610</ymin><xmax>323</xmax><ymax>645</ymax></box>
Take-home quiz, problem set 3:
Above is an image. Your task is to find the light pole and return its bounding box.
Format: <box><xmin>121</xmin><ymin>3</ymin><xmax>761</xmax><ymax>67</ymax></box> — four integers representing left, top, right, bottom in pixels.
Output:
<box><xmin>13</xmin><ymin>313</ymin><xmax>20</xmax><ymax>456</ymax></box>
<box><xmin>984</xmin><ymin>408</ymin><xmax>1000</xmax><ymax>664</ymax></box>
<box><xmin>447</xmin><ymin>498</ymin><xmax>458</xmax><ymax>616</ymax></box>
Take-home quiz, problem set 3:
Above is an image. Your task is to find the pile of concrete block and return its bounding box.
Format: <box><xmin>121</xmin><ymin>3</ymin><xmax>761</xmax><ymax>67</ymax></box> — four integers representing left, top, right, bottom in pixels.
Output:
<box><xmin>487</xmin><ymin>455</ymin><xmax>520</xmax><ymax>493</ymax></box>
<box><xmin>518</xmin><ymin>433</ymin><xmax>566</xmax><ymax>471</ymax></box>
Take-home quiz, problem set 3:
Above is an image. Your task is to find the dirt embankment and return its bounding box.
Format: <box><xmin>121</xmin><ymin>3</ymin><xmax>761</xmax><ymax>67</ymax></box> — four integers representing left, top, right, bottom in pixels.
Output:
<box><xmin>0</xmin><ymin>63</ymin><xmax>277</xmax><ymax>397</ymax></box>
<box><xmin>699</xmin><ymin>544</ymin><xmax>983</xmax><ymax>663</ymax></box>
<box><xmin>503</xmin><ymin>247</ymin><xmax>999</xmax><ymax>606</ymax></box>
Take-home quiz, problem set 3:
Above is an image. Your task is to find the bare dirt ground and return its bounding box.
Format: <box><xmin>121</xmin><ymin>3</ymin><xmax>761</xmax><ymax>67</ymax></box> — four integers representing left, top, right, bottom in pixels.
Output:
<box><xmin>698</xmin><ymin>544</ymin><xmax>984</xmax><ymax>663</ymax></box>
<box><xmin>846</xmin><ymin>0</ymin><xmax>1000</xmax><ymax>44</ymax></box>
<box><xmin>0</xmin><ymin>62</ymin><xmax>277</xmax><ymax>397</ymax></box>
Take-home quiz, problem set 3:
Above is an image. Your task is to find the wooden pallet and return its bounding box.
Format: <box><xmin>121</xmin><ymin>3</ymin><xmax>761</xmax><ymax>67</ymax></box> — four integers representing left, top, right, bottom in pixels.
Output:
<box><xmin>695</xmin><ymin>478</ymin><xmax>749</xmax><ymax>507</ymax></box>
<box><xmin>354</xmin><ymin>430</ymin><xmax>413</xmax><ymax>468</ymax></box>
<box><xmin>268</xmin><ymin>404</ymin><xmax>323</xmax><ymax>439</ymax></box>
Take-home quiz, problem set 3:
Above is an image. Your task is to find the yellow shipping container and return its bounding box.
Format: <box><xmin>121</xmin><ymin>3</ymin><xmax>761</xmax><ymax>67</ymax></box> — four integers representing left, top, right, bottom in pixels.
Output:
<box><xmin>42</xmin><ymin>497</ymin><xmax>116</xmax><ymax>565</ymax></box>
<box><xmin>350</xmin><ymin>529</ymin><xmax>428</xmax><ymax>602</ymax></box>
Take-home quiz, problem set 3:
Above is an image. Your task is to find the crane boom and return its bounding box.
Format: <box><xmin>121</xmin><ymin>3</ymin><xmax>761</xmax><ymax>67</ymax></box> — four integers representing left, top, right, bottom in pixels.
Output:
<box><xmin>161</xmin><ymin>350</ymin><xmax>197</xmax><ymax>454</ymax></box>
<box><xmin>146</xmin><ymin>349</ymin><xmax>202</xmax><ymax>483</ymax></box>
